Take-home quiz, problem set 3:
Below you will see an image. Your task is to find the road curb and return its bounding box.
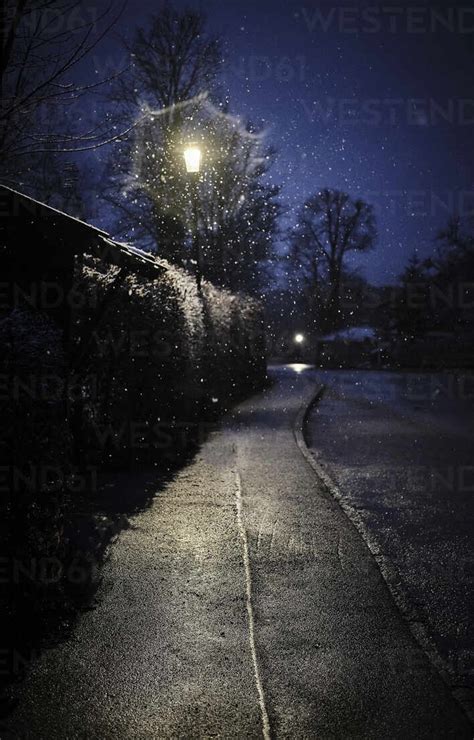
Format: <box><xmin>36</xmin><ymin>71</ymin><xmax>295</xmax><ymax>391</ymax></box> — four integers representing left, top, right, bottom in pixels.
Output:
<box><xmin>294</xmin><ymin>383</ymin><xmax>474</xmax><ymax>727</ymax></box>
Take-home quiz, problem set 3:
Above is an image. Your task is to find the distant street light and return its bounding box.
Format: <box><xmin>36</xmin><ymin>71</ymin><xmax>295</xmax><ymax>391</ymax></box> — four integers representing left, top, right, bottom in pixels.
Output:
<box><xmin>294</xmin><ymin>333</ymin><xmax>305</xmax><ymax>344</ymax></box>
<box><xmin>183</xmin><ymin>144</ymin><xmax>203</xmax><ymax>289</ymax></box>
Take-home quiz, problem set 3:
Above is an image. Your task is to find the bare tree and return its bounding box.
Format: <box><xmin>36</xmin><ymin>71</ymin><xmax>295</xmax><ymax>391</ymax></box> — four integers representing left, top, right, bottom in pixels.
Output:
<box><xmin>102</xmin><ymin>7</ymin><xmax>221</xmax><ymax>258</ymax></box>
<box><xmin>103</xmin><ymin>6</ymin><xmax>281</xmax><ymax>294</ymax></box>
<box><xmin>179</xmin><ymin>110</ymin><xmax>280</xmax><ymax>294</ymax></box>
<box><xmin>291</xmin><ymin>188</ymin><xmax>376</xmax><ymax>331</ymax></box>
<box><xmin>0</xmin><ymin>0</ymin><xmax>124</xmax><ymax>191</ymax></box>
<box><xmin>109</xmin><ymin>7</ymin><xmax>221</xmax><ymax>116</ymax></box>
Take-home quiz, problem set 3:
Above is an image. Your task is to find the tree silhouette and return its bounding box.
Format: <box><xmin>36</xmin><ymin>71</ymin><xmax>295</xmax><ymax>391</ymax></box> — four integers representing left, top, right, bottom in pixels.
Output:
<box><xmin>0</xmin><ymin>1</ymin><xmax>122</xmax><ymax>191</ymax></box>
<box><xmin>103</xmin><ymin>7</ymin><xmax>280</xmax><ymax>294</ymax></box>
<box><xmin>102</xmin><ymin>7</ymin><xmax>222</xmax><ymax>262</ymax></box>
<box><xmin>291</xmin><ymin>188</ymin><xmax>376</xmax><ymax>331</ymax></box>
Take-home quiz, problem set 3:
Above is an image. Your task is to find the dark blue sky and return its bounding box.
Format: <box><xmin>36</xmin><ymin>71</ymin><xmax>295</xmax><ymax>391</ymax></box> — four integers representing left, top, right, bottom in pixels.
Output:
<box><xmin>89</xmin><ymin>0</ymin><xmax>474</xmax><ymax>285</ymax></box>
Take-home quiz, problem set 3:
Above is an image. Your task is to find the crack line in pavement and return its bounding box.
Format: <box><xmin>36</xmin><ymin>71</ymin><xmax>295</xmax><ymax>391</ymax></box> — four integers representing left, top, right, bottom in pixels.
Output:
<box><xmin>234</xmin><ymin>470</ymin><xmax>271</xmax><ymax>740</ymax></box>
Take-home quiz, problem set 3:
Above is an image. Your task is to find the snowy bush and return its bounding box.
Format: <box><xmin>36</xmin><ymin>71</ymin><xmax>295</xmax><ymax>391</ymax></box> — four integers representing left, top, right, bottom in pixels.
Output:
<box><xmin>0</xmin><ymin>309</ymin><xmax>72</xmax><ymax>637</ymax></box>
<box><xmin>0</xmin><ymin>308</ymin><xmax>71</xmax><ymax>502</ymax></box>
<box><xmin>0</xmin><ymin>255</ymin><xmax>265</xmax><ymax>670</ymax></box>
<box><xmin>0</xmin><ymin>253</ymin><xmax>265</xmax><ymax>485</ymax></box>
<box><xmin>72</xmin><ymin>253</ymin><xmax>266</xmax><ymax>467</ymax></box>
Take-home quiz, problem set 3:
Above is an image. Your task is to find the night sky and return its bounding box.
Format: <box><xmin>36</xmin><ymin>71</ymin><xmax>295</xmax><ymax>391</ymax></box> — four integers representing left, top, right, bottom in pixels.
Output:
<box><xmin>88</xmin><ymin>0</ymin><xmax>474</xmax><ymax>285</ymax></box>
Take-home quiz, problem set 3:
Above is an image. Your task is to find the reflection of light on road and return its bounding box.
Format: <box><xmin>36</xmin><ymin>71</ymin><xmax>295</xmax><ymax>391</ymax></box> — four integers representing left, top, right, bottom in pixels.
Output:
<box><xmin>288</xmin><ymin>363</ymin><xmax>312</xmax><ymax>374</ymax></box>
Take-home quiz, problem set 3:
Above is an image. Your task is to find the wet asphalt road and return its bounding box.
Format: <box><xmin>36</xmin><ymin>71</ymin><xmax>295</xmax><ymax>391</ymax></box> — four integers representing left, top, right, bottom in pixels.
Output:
<box><xmin>2</xmin><ymin>366</ymin><xmax>472</xmax><ymax>738</ymax></box>
<box><xmin>307</xmin><ymin>368</ymin><xmax>474</xmax><ymax>715</ymax></box>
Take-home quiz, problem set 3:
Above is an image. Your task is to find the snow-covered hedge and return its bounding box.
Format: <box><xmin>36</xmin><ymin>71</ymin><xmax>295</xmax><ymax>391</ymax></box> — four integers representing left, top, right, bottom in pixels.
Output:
<box><xmin>0</xmin><ymin>253</ymin><xmax>266</xmax><ymax>513</ymax></box>
<box><xmin>0</xmin><ymin>308</ymin><xmax>71</xmax><ymax>492</ymax></box>
<box><xmin>0</xmin><ymin>256</ymin><xmax>265</xmax><ymax>670</ymax></box>
<box><xmin>73</xmin><ymin>254</ymin><xmax>266</xmax><ymax>466</ymax></box>
<box><xmin>0</xmin><ymin>309</ymin><xmax>72</xmax><ymax>633</ymax></box>
<box><xmin>1</xmin><ymin>259</ymin><xmax>265</xmax><ymax>475</ymax></box>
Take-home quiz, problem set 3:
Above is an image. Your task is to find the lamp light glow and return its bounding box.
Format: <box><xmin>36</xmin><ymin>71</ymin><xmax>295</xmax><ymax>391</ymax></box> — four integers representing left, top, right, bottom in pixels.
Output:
<box><xmin>184</xmin><ymin>145</ymin><xmax>202</xmax><ymax>173</ymax></box>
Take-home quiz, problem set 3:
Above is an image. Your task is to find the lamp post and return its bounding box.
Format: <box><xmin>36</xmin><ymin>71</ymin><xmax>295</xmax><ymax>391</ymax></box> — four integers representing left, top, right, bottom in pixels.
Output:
<box><xmin>293</xmin><ymin>332</ymin><xmax>305</xmax><ymax>361</ymax></box>
<box><xmin>184</xmin><ymin>144</ymin><xmax>202</xmax><ymax>289</ymax></box>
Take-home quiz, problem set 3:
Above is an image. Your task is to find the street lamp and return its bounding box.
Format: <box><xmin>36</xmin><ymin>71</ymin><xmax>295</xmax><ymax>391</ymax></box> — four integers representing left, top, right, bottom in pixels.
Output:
<box><xmin>292</xmin><ymin>332</ymin><xmax>305</xmax><ymax>363</ymax></box>
<box><xmin>183</xmin><ymin>144</ymin><xmax>202</xmax><ymax>289</ymax></box>
<box><xmin>183</xmin><ymin>145</ymin><xmax>202</xmax><ymax>174</ymax></box>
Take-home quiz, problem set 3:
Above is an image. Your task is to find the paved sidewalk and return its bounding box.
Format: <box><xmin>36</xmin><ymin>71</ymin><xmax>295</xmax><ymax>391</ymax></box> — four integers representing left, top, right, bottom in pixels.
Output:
<box><xmin>2</xmin><ymin>365</ymin><xmax>471</xmax><ymax>738</ymax></box>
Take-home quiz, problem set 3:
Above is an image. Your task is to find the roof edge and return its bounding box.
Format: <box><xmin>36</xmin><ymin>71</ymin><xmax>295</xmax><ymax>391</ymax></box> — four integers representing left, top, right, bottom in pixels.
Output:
<box><xmin>0</xmin><ymin>184</ymin><xmax>109</xmax><ymax>237</ymax></box>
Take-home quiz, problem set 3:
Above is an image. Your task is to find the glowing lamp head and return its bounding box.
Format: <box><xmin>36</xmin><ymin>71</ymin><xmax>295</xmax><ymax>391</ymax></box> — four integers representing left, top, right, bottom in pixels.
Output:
<box><xmin>294</xmin><ymin>333</ymin><xmax>305</xmax><ymax>344</ymax></box>
<box><xmin>184</xmin><ymin>145</ymin><xmax>202</xmax><ymax>173</ymax></box>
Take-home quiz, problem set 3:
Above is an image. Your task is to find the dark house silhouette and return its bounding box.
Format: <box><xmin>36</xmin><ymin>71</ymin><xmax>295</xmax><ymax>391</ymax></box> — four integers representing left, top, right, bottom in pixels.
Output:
<box><xmin>0</xmin><ymin>185</ymin><xmax>164</xmax><ymax>342</ymax></box>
